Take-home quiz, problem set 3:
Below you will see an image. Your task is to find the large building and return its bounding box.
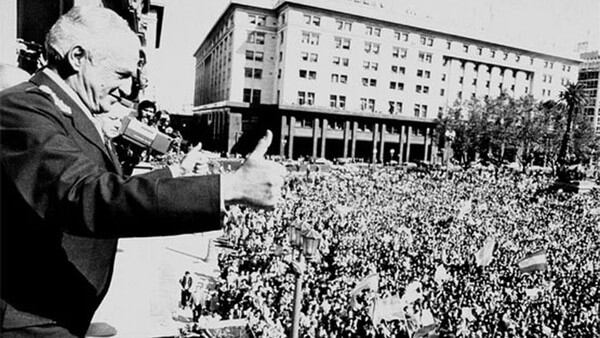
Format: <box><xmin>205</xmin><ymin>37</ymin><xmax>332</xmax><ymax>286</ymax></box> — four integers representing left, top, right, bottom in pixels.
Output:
<box><xmin>192</xmin><ymin>0</ymin><xmax>581</xmax><ymax>163</ymax></box>
<box><xmin>579</xmin><ymin>51</ymin><xmax>600</xmax><ymax>134</ymax></box>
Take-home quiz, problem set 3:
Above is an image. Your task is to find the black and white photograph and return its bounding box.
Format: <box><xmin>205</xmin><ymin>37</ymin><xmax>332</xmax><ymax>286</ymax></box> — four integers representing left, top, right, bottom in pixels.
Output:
<box><xmin>0</xmin><ymin>0</ymin><xmax>599</xmax><ymax>337</ymax></box>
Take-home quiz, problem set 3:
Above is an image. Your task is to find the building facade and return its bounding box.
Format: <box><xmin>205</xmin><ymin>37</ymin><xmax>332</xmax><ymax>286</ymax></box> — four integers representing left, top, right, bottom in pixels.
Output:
<box><xmin>579</xmin><ymin>51</ymin><xmax>600</xmax><ymax>134</ymax></box>
<box><xmin>193</xmin><ymin>0</ymin><xmax>581</xmax><ymax>162</ymax></box>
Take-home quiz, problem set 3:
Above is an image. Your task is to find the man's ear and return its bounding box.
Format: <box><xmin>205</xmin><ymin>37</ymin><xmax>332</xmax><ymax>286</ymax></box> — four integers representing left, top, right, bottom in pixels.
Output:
<box><xmin>65</xmin><ymin>45</ymin><xmax>87</xmax><ymax>72</ymax></box>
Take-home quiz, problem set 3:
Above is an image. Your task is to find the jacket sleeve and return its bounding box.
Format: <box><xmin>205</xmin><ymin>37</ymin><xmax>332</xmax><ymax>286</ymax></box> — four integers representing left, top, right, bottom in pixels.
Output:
<box><xmin>0</xmin><ymin>88</ymin><xmax>222</xmax><ymax>238</ymax></box>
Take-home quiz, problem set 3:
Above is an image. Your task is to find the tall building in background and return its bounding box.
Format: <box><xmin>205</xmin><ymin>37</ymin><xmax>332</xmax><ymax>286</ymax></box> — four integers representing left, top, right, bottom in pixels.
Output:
<box><xmin>195</xmin><ymin>0</ymin><xmax>580</xmax><ymax>162</ymax></box>
<box><xmin>579</xmin><ymin>51</ymin><xmax>600</xmax><ymax>134</ymax></box>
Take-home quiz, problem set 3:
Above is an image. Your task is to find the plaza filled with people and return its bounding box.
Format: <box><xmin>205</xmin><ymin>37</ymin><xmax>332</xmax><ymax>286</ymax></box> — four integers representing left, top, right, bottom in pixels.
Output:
<box><xmin>187</xmin><ymin>165</ymin><xmax>599</xmax><ymax>337</ymax></box>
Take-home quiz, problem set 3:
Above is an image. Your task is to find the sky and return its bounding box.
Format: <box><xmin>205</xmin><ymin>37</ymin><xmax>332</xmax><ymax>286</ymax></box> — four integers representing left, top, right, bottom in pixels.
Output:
<box><xmin>148</xmin><ymin>0</ymin><xmax>600</xmax><ymax>113</ymax></box>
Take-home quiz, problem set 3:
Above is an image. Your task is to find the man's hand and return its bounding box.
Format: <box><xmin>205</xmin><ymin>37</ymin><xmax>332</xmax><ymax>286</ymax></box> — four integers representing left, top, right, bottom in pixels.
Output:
<box><xmin>179</xmin><ymin>142</ymin><xmax>211</xmax><ymax>175</ymax></box>
<box><xmin>221</xmin><ymin>130</ymin><xmax>286</xmax><ymax>208</ymax></box>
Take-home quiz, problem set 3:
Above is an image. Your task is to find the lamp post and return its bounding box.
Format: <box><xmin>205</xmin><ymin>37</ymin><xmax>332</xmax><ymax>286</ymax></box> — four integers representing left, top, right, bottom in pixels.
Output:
<box><xmin>288</xmin><ymin>226</ymin><xmax>320</xmax><ymax>338</ymax></box>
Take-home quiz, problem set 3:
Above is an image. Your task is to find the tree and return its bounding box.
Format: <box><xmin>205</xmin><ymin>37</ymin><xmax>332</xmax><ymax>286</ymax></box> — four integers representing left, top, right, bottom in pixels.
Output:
<box><xmin>557</xmin><ymin>82</ymin><xmax>587</xmax><ymax>166</ymax></box>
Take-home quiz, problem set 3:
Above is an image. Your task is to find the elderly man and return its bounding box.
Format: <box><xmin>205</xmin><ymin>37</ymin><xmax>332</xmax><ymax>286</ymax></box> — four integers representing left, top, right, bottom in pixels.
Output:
<box><xmin>0</xmin><ymin>6</ymin><xmax>285</xmax><ymax>337</ymax></box>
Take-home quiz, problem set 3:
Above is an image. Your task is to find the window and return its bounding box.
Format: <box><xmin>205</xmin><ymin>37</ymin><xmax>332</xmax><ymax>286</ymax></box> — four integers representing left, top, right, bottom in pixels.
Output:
<box><xmin>297</xmin><ymin>91</ymin><xmax>315</xmax><ymax>105</ymax></box>
<box><xmin>364</xmin><ymin>42</ymin><xmax>380</xmax><ymax>54</ymax></box>
<box><xmin>446</xmin><ymin>41</ymin><xmax>452</xmax><ymax>50</ymax></box>
<box><xmin>472</xmin><ymin>78</ymin><xmax>477</xmax><ymax>86</ymax></box>
<box><xmin>243</xmin><ymin>88</ymin><xmax>261</xmax><ymax>103</ymax></box>
<box><xmin>440</xmin><ymin>88</ymin><xmax>445</xmax><ymax>96</ymax></box>
<box><xmin>419</xmin><ymin>36</ymin><xmax>433</xmax><ymax>46</ymax></box>
<box><xmin>243</xmin><ymin>88</ymin><xmax>252</xmax><ymax>102</ymax></box>
<box><xmin>299</xmin><ymin>69</ymin><xmax>316</xmax><ymax>79</ymax></box>
<box><xmin>391</xmin><ymin>65</ymin><xmax>406</xmax><ymax>74</ymax></box>
<box><xmin>301</xmin><ymin>31</ymin><xmax>320</xmax><ymax>45</ymax></box>
<box><xmin>244</xmin><ymin>67</ymin><xmax>253</xmax><ymax>78</ymax></box>
<box><xmin>463</xmin><ymin>44</ymin><xmax>469</xmax><ymax>53</ymax></box>
<box><xmin>389</xmin><ymin>81</ymin><xmax>404</xmax><ymax>90</ymax></box>
<box><xmin>441</xmin><ymin>73</ymin><xmax>446</xmax><ymax>81</ymax></box>
<box><xmin>414</xmin><ymin>104</ymin><xmax>428</xmax><ymax>117</ymax></box>
<box><xmin>336</xmin><ymin>19</ymin><xmax>352</xmax><ymax>31</ymax></box>
<box><xmin>477</xmin><ymin>47</ymin><xmax>482</xmax><ymax>55</ymax></box>
<box><xmin>301</xmin><ymin>52</ymin><xmax>318</xmax><ymax>62</ymax></box>
<box><xmin>388</xmin><ymin>101</ymin><xmax>403</xmax><ymax>114</ymax></box>
<box><xmin>416</xmin><ymin>85</ymin><xmax>429</xmax><ymax>94</ymax></box>
<box><xmin>254</xmin><ymin>68</ymin><xmax>262</xmax><ymax>79</ymax></box>
<box><xmin>332</xmin><ymin>56</ymin><xmax>349</xmax><ymax>67</ymax></box>
<box><xmin>252</xmin><ymin>89</ymin><xmax>261</xmax><ymax>103</ymax></box>
<box><xmin>366</xmin><ymin>25</ymin><xmax>381</xmax><ymax>37</ymax></box>
<box><xmin>247</xmin><ymin>31</ymin><xmax>266</xmax><ymax>44</ymax></box>
<box><xmin>304</xmin><ymin>14</ymin><xmax>320</xmax><ymax>26</ymax></box>
<box><xmin>394</xmin><ymin>31</ymin><xmax>409</xmax><ymax>41</ymax></box>
<box><xmin>330</xmin><ymin>95</ymin><xmax>346</xmax><ymax>109</ymax></box>
<box><xmin>334</xmin><ymin>37</ymin><xmax>351</xmax><ymax>50</ymax></box>
<box><xmin>416</xmin><ymin>69</ymin><xmax>431</xmax><ymax>78</ymax></box>
<box><xmin>246</xmin><ymin>50</ymin><xmax>263</xmax><ymax>61</ymax></box>
<box><xmin>363</xmin><ymin>61</ymin><xmax>379</xmax><ymax>71</ymax></box>
<box><xmin>277</xmin><ymin>68</ymin><xmax>281</xmax><ymax>79</ymax></box>
<box><xmin>249</xmin><ymin>14</ymin><xmax>266</xmax><ymax>26</ymax></box>
<box><xmin>360</xmin><ymin>98</ymin><xmax>376</xmax><ymax>112</ymax></box>
<box><xmin>392</xmin><ymin>47</ymin><xmax>407</xmax><ymax>59</ymax></box>
<box><xmin>331</xmin><ymin>73</ymin><xmax>348</xmax><ymax>83</ymax></box>
<box><xmin>361</xmin><ymin>77</ymin><xmax>377</xmax><ymax>87</ymax></box>
<box><xmin>459</xmin><ymin>76</ymin><xmax>464</xmax><ymax>84</ymax></box>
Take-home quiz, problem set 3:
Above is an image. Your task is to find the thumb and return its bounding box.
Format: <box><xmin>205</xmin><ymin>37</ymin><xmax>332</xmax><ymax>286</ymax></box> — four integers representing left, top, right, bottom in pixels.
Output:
<box><xmin>248</xmin><ymin>130</ymin><xmax>272</xmax><ymax>160</ymax></box>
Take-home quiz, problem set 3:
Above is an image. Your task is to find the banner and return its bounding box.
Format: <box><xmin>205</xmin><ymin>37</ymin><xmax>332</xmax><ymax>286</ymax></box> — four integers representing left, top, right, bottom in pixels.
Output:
<box><xmin>518</xmin><ymin>249</ymin><xmax>548</xmax><ymax>273</ymax></box>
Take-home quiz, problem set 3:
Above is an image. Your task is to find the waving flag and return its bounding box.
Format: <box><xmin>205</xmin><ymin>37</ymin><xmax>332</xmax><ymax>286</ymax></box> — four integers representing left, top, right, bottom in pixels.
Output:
<box><xmin>372</xmin><ymin>295</ymin><xmax>406</xmax><ymax>324</ymax></box>
<box><xmin>400</xmin><ymin>281</ymin><xmax>423</xmax><ymax>305</ymax></box>
<box><xmin>413</xmin><ymin>308</ymin><xmax>437</xmax><ymax>338</ymax></box>
<box><xmin>475</xmin><ymin>238</ymin><xmax>496</xmax><ymax>267</ymax></box>
<box><xmin>351</xmin><ymin>273</ymin><xmax>379</xmax><ymax>296</ymax></box>
<box><xmin>518</xmin><ymin>250</ymin><xmax>548</xmax><ymax>273</ymax></box>
<box><xmin>457</xmin><ymin>200</ymin><xmax>472</xmax><ymax>220</ymax></box>
<box><xmin>434</xmin><ymin>265</ymin><xmax>451</xmax><ymax>285</ymax></box>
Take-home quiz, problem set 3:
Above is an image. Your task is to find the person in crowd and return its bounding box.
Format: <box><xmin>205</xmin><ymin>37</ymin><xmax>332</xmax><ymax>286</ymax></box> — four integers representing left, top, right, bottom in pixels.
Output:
<box><xmin>187</xmin><ymin>165</ymin><xmax>599</xmax><ymax>338</ymax></box>
<box><xmin>137</xmin><ymin>99</ymin><xmax>156</xmax><ymax>125</ymax></box>
<box><xmin>179</xmin><ymin>271</ymin><xmax>194</xmax><ymax>309</ymax></box>
<box><xmin>0</xmin><ymin>6</ymin><xmax>286</xmax><ymax>337</ymax></box>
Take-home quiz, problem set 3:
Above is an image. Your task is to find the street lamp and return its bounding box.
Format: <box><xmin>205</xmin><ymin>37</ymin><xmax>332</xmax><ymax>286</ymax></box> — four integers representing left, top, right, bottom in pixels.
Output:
<box><xmin>288</xmin><ymin>226</ymin><xmax>321</xmax><ymax>338</ymax></box>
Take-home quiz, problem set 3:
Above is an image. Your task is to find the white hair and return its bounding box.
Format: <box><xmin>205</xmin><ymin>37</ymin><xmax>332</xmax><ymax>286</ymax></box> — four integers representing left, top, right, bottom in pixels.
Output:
<box><xmin>45</xmin><ymin>6</ymin><xmax>140</xmax><ymax>67</ymax></box>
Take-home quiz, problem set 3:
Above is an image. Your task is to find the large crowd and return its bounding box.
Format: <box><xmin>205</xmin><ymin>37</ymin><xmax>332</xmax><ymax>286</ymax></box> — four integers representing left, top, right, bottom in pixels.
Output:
<box><xmin>187</xmin><ymin>165</ymin><xmax>599</xmax><ymax>337</ymax></box>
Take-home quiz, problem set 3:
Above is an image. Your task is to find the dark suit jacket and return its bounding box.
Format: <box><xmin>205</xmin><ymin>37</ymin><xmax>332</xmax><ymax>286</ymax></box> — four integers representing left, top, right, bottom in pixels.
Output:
<box><xmin>0</xmin><ymin>71</ymin><xmax>222</xmax><ymax>336</ymax></box>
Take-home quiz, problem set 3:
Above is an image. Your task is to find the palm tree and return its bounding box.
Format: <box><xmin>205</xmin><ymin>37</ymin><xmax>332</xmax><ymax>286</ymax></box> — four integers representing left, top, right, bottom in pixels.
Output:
<box><xmin>557</xmin><ymin>82</ymin><xmax>587</xmax><ymax>168</ymax></box>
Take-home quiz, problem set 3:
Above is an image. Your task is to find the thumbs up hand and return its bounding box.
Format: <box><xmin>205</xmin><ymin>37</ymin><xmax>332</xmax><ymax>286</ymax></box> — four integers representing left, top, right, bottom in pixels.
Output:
<box><xmin>221</xmin><ymin>130</ymin><xmax>287</xmax><ymax>208</ymax></box>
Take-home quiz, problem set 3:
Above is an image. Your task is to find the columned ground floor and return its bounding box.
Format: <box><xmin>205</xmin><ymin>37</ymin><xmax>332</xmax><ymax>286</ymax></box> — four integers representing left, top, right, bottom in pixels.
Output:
<box><xmin>180</xmin><ymin>102</ymin><xmax>439</xmax><ymax>164</ymax></box>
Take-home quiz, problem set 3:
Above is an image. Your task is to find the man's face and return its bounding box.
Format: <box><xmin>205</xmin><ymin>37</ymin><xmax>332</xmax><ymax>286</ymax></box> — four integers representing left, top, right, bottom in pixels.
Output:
<box><xmin>72</xmin><ymin>48</ymin><xmax>138</xmax><ymax>115</ymax></box>
<box><xmin>98</xmin><ymin>103</ymin><xmax>130</xmax><ymax>139</ymax></box>
<box><xmin>139</xmin><ymin>107</ymin><xmax>155</xmax><ymax>124</ymax></box>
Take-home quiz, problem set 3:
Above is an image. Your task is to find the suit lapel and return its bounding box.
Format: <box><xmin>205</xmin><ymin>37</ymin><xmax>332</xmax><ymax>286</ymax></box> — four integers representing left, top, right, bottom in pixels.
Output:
<box><xmin>30</xmin><ymin>71</ymin><xmax>122</xmax><ymax>173</ymax></box>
